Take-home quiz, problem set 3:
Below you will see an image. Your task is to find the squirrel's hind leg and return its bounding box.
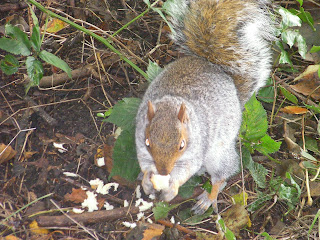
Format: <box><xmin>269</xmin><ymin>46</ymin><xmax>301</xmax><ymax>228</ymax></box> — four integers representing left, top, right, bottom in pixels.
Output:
<box><xmin>192</xmin><ymin>179</ymin><xmax>226</xmax><ymax>214</ymax></box>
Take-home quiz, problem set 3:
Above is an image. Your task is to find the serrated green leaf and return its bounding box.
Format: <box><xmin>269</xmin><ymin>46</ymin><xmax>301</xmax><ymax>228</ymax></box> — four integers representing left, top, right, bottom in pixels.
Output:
<box><xmin>146</xmin><ymin>60</ymin><xmax>163</xmax><ymax>82</ymax></box>
<box><xmin>109</xmin><ymin>129</ymin><xmax>140</xmax><ymax>181</ymax></box>
<box><xmin>0</xmin><ymin>37</ymin><xmax>31</xmax><ymax>56</ymax></box>
<box><xmin>279</xmin><ymin>86</ymin><xmax>298</xmax><ymax>104</ymax></box>
<box><xmin>106</xmin><ymin>98</ymin><xmax>141</xmax><ymax>131</ymax></box>
<box><xmin>4</xmin><ymin>24</ymin><xmax>32</xmax><ymax>56</ymax></box>
<box><xmin>26</xmin><ymin>56</ymin><xmax>43</xmax><ymax>87</ymax></box>
<box><xmin>279</xmin><ymin>7</ymin><xmax>302</xmax><ymax>28</ymax></box>
<box><xmin>240</xmin><ymin>94</ymin><xmax>268</xmax><ymax>142</ymax></box>
<box><xmin>258</xmin><ymin>78</ymin><xmax>275</xmax><ymax>103</ymax></box>
<box><xmin>153</xmin><ymin>202</ymin><xmax>178</xmax><ymax>221</ymax></box>
<box><xmin>242</xmin><ymin>146</ymin><xmax>268</xmax><ymax>188</ymax></box>
<box><xmin>38</xmin><ymin>50</ymin><xmax>72</xmax><ymax>78</ymax></box>
<box><xmin>178</xmin><ymin>175</ymin><xmax>202</xmax><ymax>198</ymax></box>
<box><xmin>29</xmin><ymin>4</ymin><xmax>41</xmax><ymax>52</ymax></box>
<box><xmin>254</xmin><ymin>135</ymin><xmax>281</xmax><ymax>155</ymax></box>
<box><xmin>0</xmin><ymin>54</ymin><xmax>19</xmax><ymax>75</ymax></box>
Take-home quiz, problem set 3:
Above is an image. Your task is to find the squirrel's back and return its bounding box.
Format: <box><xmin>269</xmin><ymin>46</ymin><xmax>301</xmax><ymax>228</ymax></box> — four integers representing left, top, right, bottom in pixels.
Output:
<box><xmin>167</xmin><ymin>0</ymin><xmax>275</xmax><ymax>103</ymax></box>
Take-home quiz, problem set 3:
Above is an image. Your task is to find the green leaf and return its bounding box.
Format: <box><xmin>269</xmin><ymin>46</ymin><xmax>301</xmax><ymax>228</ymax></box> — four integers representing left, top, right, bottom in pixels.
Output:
<box><xmin>279</xmin><ymin>86</ymin><xmax>298</xmax><ymax>104</ymax></box>
<box><xmin>4</xmin><ymin>24</ymin><xmax>32</xmax><ymax>56</ymax></box>
<box><xmin>153</xmin><ymin>202</ymin><xmax>178</xmax><ymax>221</ymax></box>
<box><xmin>0</xmin><ymin>54</ymin><xmax>19</xmax><ymax>75</ymax></box>
<box><xmin>182</xmin><ymin>208</ymin><xmax>213</xmax><ymax>224</ymax></box>
<box><xmin>240</xmin><ymin>94</ymin><xmax>268</xmax><ymax>142</ymax></box>
<box><xmin>258</xmin><ymin>78</ymin><xmax>275</xmax><ymax>103</ymax></box>
<box><xmin>178</xmin><ymin>175</ymin><xmax>202</xmax><ymax>198</ymax></box>
<box><xmin>38</xmin><ymin>50</ymin><xmax>72</xmax><ymax>78</ymax></box>
<box><xmin>30</xmin><ymin>7</ymin><xmax>41</xmax><ymax>53</ymax></box>
<box><xmin>296</xmin><ymin>0</ymin><xmax>303</xmax><ymax>7</ymax></box>
<box><xmin>247</xmin><ymin>191</ymin><xmax>272</xmax><ymax>212</ymax></box>
<box><xmin>310</xmin><ymin>45</ymin><xmax>320</xmax><ymax>53</ymax></box>
<box><xmin>109</xmin><ymin>129</ymin><xmax>140</xmax><ymax>181</ymax></box>
<box><xmin>26</xmin><ymin>56</ymin><xmax>43</xmax><ymax>87</ymax></box>
<box><xmin>304</xmin><ymin>103</ymin><xmax>320</xmax><ymax>114</ymax></box>
<box><xmin>261</xmin><ymin>231</ymin><xmax>276</xmax><ymax>240</ymax></box>
<box><xmin>242</xmin><ymin>146</ymin><xmax>268</xmax><ymax>188</ymax></box>
<box><xmin>281</xmin><ymin>29</ymin><xmax>300</xmax><ymax>48</ymax></box>
<box><xmin>146</xmin><ymin>60</ymin><xmax>163</xmax><ymax>82</ymax></box>
<box><xmin>299</xmin><ymin>7</ymin><xmax>315</xmax><ymax>31</ymax></box>
<box><xmin>254</xmin><ymin>135</ymin><xmax>281</xmax><ymax>155</ymax></box>
<box><xmin>275</xmin><ymin>41</ymin><xmax>292</xmax><ymax>65</ymax></box>
<box><xmin>0</xmin><ymin>37</ymin><xmax>31</xmax><ymax>56</ymax></box>
<box><xmin>106</xmin><ymin>98</ymin><xmax>141</xmax><ymax>131</ymax></box>
<box><xmin>279</xmin><ymin>7</ymin><xmax>302</xmax><ymax>28</ymax></box>
<box><xmin>296</xmin><ymin>34</ymin><xmax>307</xmax><ymax>59</ymax></box>
<box><xmin>305</xmin><ymin>137</ymin><xmax>320</xmax><ymax>155</ymax></box>
<box><xmin>217</xmin><ymin>218</ymin><xmax>236</xmax><ymax>240</ymax></box>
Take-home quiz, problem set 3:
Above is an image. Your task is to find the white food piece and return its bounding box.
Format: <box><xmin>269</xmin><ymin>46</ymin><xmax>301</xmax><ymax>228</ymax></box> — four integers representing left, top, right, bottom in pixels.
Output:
<box><xmin>81</xmin><ymin>191</ymin><xmax>98</xmax><ymax>212</ymax></box>
<box><xmin>72</xmin><ymin>208</ymin><xmax>84</xmax><ymax>214</ymax></box>
<box><xmin>150</xmin><ymin>174</ymin><xmax>170</xmax><ymax>191</ymax></box>
<box><xmin>135</xmin><ymin>198</ymin><xmax>153</xmax><ymax>212</ymax></box>
<box><xmin>135</xmin><ymin>185</ymin><xmax>141</xmax><ymax>199</ymax></box>
<box><xmin>96</xmin><ymin>157</ymin><xmax>105</xmax><ymax>167</ymax></box>
<box><xmin>98</xmin><ymin>183</ymin><xmax>119</xmax><ymax>195</ymax></box>
<box><xmin>148</xmin><ymin>193</ymin><xmax>156</xmax><ymax>200</ymax></box>
<box><xmin>53</xmin><ymin>142</ymin><xmax>68</xmax><ymax>153</ymax></box>
<box><xmin>63</xmin><ymin>172</ymin><xmax>78</xmax><ymax>177</ymax></box>
<box><xmin>104</xmin><ymin>201</ymin><xmax>114</xmax><ymax>210</ymax></box>
<box><xmin>136</xmin><ymin>212</ymin><xmax>144</xmax><ymax>221</ymax></box>
<box><xmin>122</xmin><ymin>222</ymin><xmax>137</xmax><ymax>228</ymax></box>
<box><xmin>123</xmin><ymin>200</ymin><xmax>129</xmax><ymax>207</ymax></box>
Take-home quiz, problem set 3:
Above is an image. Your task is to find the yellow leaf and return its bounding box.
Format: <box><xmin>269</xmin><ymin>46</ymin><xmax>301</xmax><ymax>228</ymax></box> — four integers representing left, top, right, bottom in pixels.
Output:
<box><xmin>29</xmin><ymin>220</ymin><xmax>50</xmax><ymax>234</ymax></box>
<box><xmin>45</xmin><ymin>19</ymin><xmax>68</xmax><ymax>33</ymax></box>
<box><xmin>232</xmin><ymin>191</ymin><xmax>248</xmax><ymax>206</ymax></box>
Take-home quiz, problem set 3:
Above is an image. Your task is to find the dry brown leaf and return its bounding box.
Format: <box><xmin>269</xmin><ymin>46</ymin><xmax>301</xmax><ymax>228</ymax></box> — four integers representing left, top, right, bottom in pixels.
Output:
<box><xmin>0</xmin><ymin>143</ymin><xmax>17</xmax><ymax>164</ymax></box>
<box><xmin>220</xmin><ymin>204</ymin><xmax>249</xmax><ymax>237</ymax></box>
<box><xmin>291</xmin><ymin>65</ymin><xmax>320</xmax><ymax>100</ymax></box>
<box><xmin>143</xmin><ymin>224</ymin><xmax>165</xmax><ymax>240</ymax></box>
<box><xmin>64</xmin><ymin>188</ymin><xmax>87</xmax><ymax>203</ymax></box>
<box><xmin>280</xmin><ymin>106</ymin><xmax>308</xmax><ymax>114</ymax></box>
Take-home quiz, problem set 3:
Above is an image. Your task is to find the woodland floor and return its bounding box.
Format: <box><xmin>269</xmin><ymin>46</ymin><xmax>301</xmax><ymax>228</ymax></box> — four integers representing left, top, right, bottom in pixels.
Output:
<box><xmin>0</xmin><ymin>0</ymin><xmax>320</xmax><ymax>239</ymax></box>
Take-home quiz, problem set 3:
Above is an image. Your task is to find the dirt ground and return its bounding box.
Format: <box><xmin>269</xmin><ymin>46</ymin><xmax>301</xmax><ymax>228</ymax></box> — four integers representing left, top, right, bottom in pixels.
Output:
<box><xmin>0</xmin><ymin>0</ymin><xmax>320</xmax><ymax>239</ymax></box>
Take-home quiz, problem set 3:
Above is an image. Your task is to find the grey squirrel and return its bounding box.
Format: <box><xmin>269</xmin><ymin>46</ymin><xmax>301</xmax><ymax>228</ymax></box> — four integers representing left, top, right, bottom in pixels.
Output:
<box><xmin>135</xmin><ymin>0</ymin><xmax>275</xmax><ymax>214</ymax></box>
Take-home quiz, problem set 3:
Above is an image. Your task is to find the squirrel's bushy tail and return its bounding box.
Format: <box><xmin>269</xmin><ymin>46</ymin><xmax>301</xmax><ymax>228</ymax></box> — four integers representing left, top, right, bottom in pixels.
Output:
<box><xmin>167</xmin><ymin>0</ymin><xmax>275</xmax><ymax>102</ymax></box>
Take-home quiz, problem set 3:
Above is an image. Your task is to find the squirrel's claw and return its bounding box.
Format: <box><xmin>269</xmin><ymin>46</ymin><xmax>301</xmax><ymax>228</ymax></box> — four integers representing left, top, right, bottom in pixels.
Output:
<box><xmin>192</xmin><ymin>191</ymin><xmax>217</xmax><ymax>214</ymax></box>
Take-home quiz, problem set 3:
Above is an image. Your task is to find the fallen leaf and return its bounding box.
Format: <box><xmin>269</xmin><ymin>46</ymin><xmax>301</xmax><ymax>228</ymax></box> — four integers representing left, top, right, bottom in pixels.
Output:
<box><xmin>45</xmin><ymin>18</ymin><xmax>68</xmax><ymax>33</ymax></box>
<box><xmin>280</xmin><ymin>106</ymin><xmax>308</xmax><ymax>114</ymax></box>
<box><xmin>64</xmin><ymin>188</ymin><xmax>87</xmax><ymax>203</ymax></box>
<box><xmin>0</xmin><ymin>143</ymin><xmax>17</xmax><ymax>164</ymax></box>
<box><xmin>291</xmin><ymin>65</ymin><xmax>320</xmax><ymax>100</ymax></box>
<box><xmin>220</xmin><ymin>204</ymin><xmax>249</xmax><ymax>237</ymax></box>
<box><xmin>29</xmin><ymin>219</ymin><xmax>50</xmax><ymax>234</ymax></box>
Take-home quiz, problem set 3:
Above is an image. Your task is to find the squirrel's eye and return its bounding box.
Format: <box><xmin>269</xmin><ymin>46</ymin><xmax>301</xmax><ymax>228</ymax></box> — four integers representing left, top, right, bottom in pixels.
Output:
<box><xmin>179</xmin><ymin>139</ymin><xmax>185</xmax><ymax>150</ymax></box>
<box><xmin>145</xmin><ymin>138</ymin><xmax>150</xmax><ymax>147</ymax></box>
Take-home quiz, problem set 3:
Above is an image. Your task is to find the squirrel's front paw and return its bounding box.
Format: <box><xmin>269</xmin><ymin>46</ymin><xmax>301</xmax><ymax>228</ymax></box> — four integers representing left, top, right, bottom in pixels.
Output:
<box><xmin>141</xmin><ymin>171</ymin><xmax>156</xmax><ymax>195</ymax></box>
<box><xmin>159</xmin><ymin>181</ymin><xmax>179</xmax><ymax>202</ymax></box>
<box><xmin>192</xmin><ymin>191</ymin><xmax>217</xmax><ymax>214</ymax></box>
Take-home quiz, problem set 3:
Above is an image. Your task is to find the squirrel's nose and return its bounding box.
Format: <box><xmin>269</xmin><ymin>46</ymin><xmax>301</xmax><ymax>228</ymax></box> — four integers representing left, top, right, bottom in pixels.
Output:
<box><xmin>157</xmin><ymin>166</ymin><xmax>170</xmax><ymax>175</ymax></box>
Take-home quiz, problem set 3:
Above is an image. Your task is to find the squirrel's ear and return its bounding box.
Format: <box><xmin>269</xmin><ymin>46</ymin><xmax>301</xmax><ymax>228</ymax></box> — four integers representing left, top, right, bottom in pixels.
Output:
<box><xmin>178</xmin><ymin>103</ymin><xmax>188</xmax><ymax>123</ymax></box>
<box><xmin>147</xmin><ymin>101</ymin><xmax>155</xmax><ymax>121</ymax></box>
